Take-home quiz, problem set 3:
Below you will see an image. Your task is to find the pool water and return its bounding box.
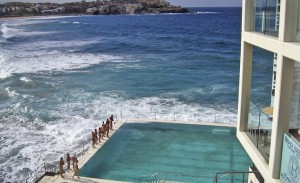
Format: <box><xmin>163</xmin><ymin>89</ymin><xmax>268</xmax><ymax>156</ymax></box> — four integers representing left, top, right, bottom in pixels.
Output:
<box><xmin>80</xmin><ymin>122</ymin><xmax>252</xmax><ymax>182</ymax></box>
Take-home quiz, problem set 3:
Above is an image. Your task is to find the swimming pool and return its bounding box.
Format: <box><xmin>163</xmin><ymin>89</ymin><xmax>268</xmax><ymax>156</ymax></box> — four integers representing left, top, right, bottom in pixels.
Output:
<box><xmin>80</xmin><ymin>122</ymin><xmax>252</xmax><ymax>182</ymax></box>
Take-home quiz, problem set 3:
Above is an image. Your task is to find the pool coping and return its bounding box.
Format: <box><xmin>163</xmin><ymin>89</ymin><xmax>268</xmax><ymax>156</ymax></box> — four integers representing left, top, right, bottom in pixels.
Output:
<box><xmin>38</xmin><ymin>119</ymin><xmax>236</xmax><ymax>183</ymax></box>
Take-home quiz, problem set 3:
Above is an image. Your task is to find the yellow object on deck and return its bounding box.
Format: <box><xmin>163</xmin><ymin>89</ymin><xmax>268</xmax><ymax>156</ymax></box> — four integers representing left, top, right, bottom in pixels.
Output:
<box><xmin>262</xmin><ymin>107</ymin><xmax>273</xmax><ymax>116</ymax></box>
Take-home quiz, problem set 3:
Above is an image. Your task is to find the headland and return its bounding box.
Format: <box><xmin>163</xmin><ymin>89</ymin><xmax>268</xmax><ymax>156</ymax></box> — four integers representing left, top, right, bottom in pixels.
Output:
<box><xmin>0</xmin><ymin>0</ymin><xmax>189</xmax><ymax>19</ymax></box>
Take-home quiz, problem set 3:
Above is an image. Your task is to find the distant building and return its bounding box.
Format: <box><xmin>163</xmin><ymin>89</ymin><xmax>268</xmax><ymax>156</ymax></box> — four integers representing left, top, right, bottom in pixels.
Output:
<box><xmin>87</xmin><ymin>7</ymin><xmax>98</xmax><ymax>14</ymax></box>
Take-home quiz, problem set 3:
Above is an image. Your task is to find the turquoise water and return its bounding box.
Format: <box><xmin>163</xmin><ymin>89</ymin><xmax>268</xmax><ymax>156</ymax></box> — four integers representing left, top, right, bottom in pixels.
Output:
<box><xmin>80</xmin><ymin>122</ymin><xmax>252</xmax><ymax>182</ymax></box>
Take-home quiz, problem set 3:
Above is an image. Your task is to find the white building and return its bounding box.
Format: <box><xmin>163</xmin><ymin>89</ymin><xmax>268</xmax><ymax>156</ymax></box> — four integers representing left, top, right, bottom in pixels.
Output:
<box><xmin>237</xmin><ymin>0</ymin><xmax>300</xmax><ymax>182</ymax></box>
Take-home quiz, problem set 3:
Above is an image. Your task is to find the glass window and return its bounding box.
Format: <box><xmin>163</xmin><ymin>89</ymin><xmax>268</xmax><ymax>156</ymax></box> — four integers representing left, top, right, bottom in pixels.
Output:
<box><xmin>254</xmin><ymin>0</ymin><xmax>280</xmax><ymax>37</ymax></box>
<box><xmin>296</xmin><ymin>0</ymin><xmax>300</xmax><ymax>41</ymax></box>
<box><xmin>290</xmin><ymin>61</ymin><xmax>300</xmax><ymax>137</ymax></box>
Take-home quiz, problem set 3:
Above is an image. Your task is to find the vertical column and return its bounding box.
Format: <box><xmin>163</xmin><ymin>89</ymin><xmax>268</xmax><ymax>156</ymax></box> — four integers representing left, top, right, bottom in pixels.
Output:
<box><xmin>279</xmin><ymin>0</ymin><xmax>297</xmax><ymax>41</ymax></box>
<box><xmin>242</xmin><ymin>0</ymin><xmax>255</xmax><ymax>32</ymax></box>
<box><xmin>237</xmin><ymin>42</ymin><xmax>253</xmax><ymax>132</ymax></box>
<box><xmin>268</xmin><ymin>56</ymin><xmax>294</xmax><ymax>178</ymax></box>
<box><xmin>237</xmin><ymin>0</ymin><xmax>255</xmax><ymax>133</ymax></box>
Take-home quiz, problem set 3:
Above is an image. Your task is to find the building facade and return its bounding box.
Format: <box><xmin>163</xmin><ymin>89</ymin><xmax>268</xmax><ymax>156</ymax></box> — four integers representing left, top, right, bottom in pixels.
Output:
<box><xmin>237</xmin><ymin>0</ymin><xmax>300</xmax><ymax>182</ymax></box>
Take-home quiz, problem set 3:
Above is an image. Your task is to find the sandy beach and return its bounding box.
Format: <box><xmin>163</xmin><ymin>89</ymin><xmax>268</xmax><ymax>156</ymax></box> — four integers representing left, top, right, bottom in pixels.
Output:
<box><xmin>0</xmin><ymin>15</ymin><xmax>78</xmax><ymax>21</ymax></box>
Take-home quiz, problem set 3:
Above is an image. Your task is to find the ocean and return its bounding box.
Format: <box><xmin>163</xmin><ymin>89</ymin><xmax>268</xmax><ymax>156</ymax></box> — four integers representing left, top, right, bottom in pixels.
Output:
<box><xmin>0</xmin><ymin>7</ymin><xmax>273</xmax><ymax>182</ymax></box>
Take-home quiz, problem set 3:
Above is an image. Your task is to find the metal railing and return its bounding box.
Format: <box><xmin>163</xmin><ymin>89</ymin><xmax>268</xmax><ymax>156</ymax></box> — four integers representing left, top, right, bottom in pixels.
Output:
<box><xmin>24</xmin><ymin>145</ymin><xmax>89</xmax><ymax>183</ymax></box>
<box><xmin>116</xmin><ymin>109</ymin><xmax>234</xmax><ymax>125</ymax></box>
<box><xmin>139</xmin><ymin>171</ymin><xmax>202</xmax><ymax>183</ymax></box>
<box><xmin>25</xmin><ymin>162</ymin><xmax>59</xmax><ymax>183</ymax></box>
<box><xmin>247</xmin><ymin>98</ymin><xmax>272</xmax><ymax>162</ymax></box>
<box><xmin>214</xmin><ymin>171</ymin><xmax>260</xmax><ymax>183</ymax></box>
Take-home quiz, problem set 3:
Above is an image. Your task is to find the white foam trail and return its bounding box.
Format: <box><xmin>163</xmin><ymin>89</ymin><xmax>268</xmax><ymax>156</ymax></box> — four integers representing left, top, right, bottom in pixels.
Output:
<box><xmin>194</xmin><ymin>11</ymin><xmax>219</xmax><ymax>14</ymax></box>
<box><xmin>60</xmin><ymin>21</ymin><xmax>82</xmax><ymax>25</ymax></box>
<box><xmin>21</xmin><ymin>39</ymin><xmax>101</xmax><ymax>50</ymax></box>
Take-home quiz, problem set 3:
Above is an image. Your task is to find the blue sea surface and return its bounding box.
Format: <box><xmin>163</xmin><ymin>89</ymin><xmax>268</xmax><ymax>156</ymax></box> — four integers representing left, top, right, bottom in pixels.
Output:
<box><xmin>0</xmin><ymin>7</ymin><xmax>272</xmax><ymax>182</ymax></box>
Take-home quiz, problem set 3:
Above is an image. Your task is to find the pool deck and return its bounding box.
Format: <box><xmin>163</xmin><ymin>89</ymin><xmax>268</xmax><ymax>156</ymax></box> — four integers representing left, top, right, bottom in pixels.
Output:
<box><xmin>38</xmin><ymin>119</ymin><xmax>236</xmax><ymax>183</ymax></box>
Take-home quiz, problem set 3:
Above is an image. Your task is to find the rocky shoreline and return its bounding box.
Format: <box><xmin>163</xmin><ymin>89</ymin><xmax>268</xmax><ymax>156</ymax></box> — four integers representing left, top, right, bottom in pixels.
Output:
<box><xmin>0</xmin><ymin>0</ymin><xmax>189</xmax><ymax>18</ymax></box>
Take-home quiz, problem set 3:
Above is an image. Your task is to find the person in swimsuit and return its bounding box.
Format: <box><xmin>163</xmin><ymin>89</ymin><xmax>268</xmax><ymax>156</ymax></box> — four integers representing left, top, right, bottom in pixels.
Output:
<box><xmin>102</xmin><ymin>122</ymin><xmax>106</xmax><ymax>138</ymax></box>
<box><xmin>92</xmin><ymin>132</ymin><xmax>96</xmax><ymax>148</ymax></box>
<box><xmin>109</xmin><ymin>115</ymin><xmax>114</xmax><ymax>130</ymax></box>
<box><xmin>72</xmin><ymin>153</ymin><xmax>77</xmax><ymax>170</ymax></box>
<box><xmin>94</xmin><ymin>129</ymin><xmax>98</xmax><ymax>144</ymax></box>
<box><xmin>98</xmin><ymin>126</ymin><xmax>102</xmax><ymax>143</ymax></box>
<box><xmin>73</xmin><ymin>160</ymin><xmax>80</xmax><ymax>179</ymax></box>
<box><xmin>59</xmin><ymin>157</ymin><xmax>64</xmax><ymax>178</ymax></box>
<box><xmin>66</xmin><ymin>153</ymin><xmax>71</xmax><ymax>170</ymax></box>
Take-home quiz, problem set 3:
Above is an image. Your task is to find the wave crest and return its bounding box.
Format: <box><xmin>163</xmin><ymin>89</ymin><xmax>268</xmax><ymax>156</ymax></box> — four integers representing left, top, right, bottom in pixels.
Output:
<box><xmin>0</xmin><ymin>52</ymin><xmax>127</xmax><ymax>79</ymax></box>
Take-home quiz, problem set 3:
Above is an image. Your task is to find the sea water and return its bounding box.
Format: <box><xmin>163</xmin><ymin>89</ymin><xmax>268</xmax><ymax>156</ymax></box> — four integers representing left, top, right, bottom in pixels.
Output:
<box><xmin>0</xmin><ymin>7</ymin><xmax>272</xmax><ymax>182</ymax></box>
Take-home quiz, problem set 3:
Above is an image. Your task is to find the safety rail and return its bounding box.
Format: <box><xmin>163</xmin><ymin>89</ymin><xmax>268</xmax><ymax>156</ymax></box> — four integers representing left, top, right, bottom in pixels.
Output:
<box><xmin>139</xmin><ymin>171</ymin><xmax>202</xmax><ymax>183</ymax></box>
<box><xmin>117</xmin><ymin>109</ymin><xmax>234</xmax><ymax>124</ymax></box>
<box><xmin>25</xmin><ymin>162</ymin><xmax>58</xmax><ymax>183</ymax></box>
<box><xmin>24</xmin><ymin>145</ymin><xmax>89</xmax><ymax>183</ymax></box>
<box><xmin>247</xmin><ymin>98</ymin><xmax>272</xmax><ymax>161</ymax></box>
<box><xmin>214</xmin><ymin>171</ymin><xmax>259</xmax><ymax>183</ymax></box>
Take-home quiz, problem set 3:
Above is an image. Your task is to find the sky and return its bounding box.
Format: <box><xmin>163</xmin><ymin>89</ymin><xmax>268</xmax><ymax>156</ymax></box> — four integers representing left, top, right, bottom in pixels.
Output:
<box><xmin>1</xmin><ymin>0</ymin><xmax>242</xmax><ymax>7</ymax></box>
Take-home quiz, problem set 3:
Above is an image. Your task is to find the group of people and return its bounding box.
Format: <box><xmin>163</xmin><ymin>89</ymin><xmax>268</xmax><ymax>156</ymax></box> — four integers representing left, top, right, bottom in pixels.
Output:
<box><xmin>59</xmin><ymin>153</ymin><xmax>80</xmax><ymax>179</ymax></box>
<box><xmin>91</xmin><ymin>115</ymin><xmax>114</xmax><ymax>148</ymax></box>
<box><xmin>58</xmin><ymin>115</ymin><xmax>115</xmax><ymax>179</ymax></box>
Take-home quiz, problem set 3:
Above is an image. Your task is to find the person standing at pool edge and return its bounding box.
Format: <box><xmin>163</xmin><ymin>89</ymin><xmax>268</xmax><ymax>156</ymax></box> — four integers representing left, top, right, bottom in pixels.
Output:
<box><xmin>92</xmin><ymin>131</ymin><xmax>96</xmax><ymax>148</ymax></box>
<box><xmin>59</xmin><ymin>157</ymin><xmax>64</xmax><ymax>178</ymax></box>
<box><xmin>98</xmin><ymin>126</ymin><xmax>101</xmax><ymax>143</ymax></box>
<box><xmin>109</xmin><ymin>115</ymin><xmax>114</xmax><ymax>130</ymax></box>
<box><xmin>72</xmin><ymin>153</ymin><xmax>77</xmax><ymax>170</ymax></box>
<box><xmin>73</xmin><ymin>160</ymin><xmax>80</xmax><ymax>179</ymax></box>
<box><xmin>66</xmin><ymin>153</ymin><xmax>71</xmax><ymax>170</ymax></box>
<box><xmin>94</xmin><ymin>129</ymin><xmax>98</xmax><ymax>144</ymax></box>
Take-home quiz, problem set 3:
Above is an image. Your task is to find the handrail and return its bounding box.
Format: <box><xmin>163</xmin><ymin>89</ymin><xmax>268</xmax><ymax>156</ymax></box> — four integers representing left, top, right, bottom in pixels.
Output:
<box><xmin>214</xmin><ymin>171</ymin><xmax>259</xmax><ymax>183</ymax></box>
<box><xmin>24</xmin><ymin>145</ymin><xmax>89</xmax><ymax>183</ymax></box>
<box><xmin>247</xmin><ymin>97</ymin><xmax>272</xmax><ymax>161</ymax></box>
<box><xmin>139</xmin><ymin>171</ymin><xmax>201</xmax><ymax>183</ymax></box>
<box><xmin>118</xmin><ymin>109</ymin><xmax>234</xmax><ymax>124</ymax></box>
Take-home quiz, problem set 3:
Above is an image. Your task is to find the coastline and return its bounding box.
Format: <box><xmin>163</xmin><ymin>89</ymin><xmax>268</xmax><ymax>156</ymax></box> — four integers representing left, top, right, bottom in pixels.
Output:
<box><xmin>0</xmin><ymin>14</ymin><xmax>79</xmax><ymax>21</ymax></box>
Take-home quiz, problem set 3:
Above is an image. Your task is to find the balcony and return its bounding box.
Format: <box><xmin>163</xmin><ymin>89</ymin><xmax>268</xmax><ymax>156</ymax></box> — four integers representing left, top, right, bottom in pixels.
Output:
<box><xmin>246</xmin><ymin>98</ymin><xmax>272</xmax><ymax>162</ymax></box>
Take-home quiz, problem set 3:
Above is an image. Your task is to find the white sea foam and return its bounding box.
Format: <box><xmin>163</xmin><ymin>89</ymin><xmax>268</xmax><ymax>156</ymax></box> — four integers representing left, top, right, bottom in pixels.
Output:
<box><xmin>20</xmin><ymin>77</ymin><xmax>32</xmax><ymax>82</ymax></box>
<box><xmin>0</xmin><ymin>51</ymin><xmax>125</xmax><ymax>79</ymax></box>
<box><xmin>22</xmin><ymin>39</ymin><xmax>101</xmax><ymax>50</ymax></box>
<box><xmin>0</xmin><ymin>23</ymin><xmax>54</xmax><ymax>39</ymax></box>
<box><xmin>0</xmin><ymin>23</ymin><xmax>21</xmax><ymax>39</ymax></box>
<box><xmin>5</xmin><ymin>87</ymin><xmax>18</xmax><ymax>97</ymax></box>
